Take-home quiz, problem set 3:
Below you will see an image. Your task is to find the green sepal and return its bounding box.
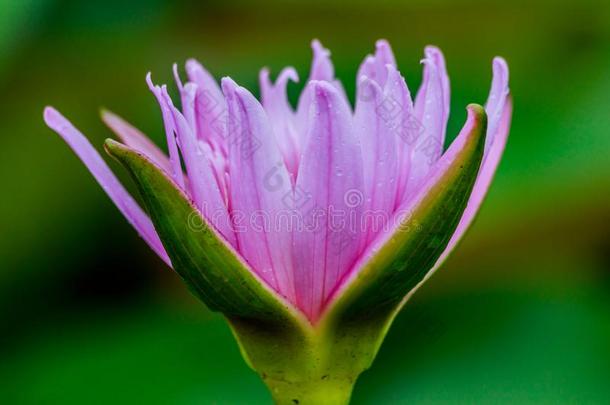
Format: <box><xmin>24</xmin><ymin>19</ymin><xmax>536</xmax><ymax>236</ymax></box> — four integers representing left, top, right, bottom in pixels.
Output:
<box><xmin>104</xmin><ymin>139</ymin><xmax>303</xmax><ymax>324</ymax></box>
<box><xmin>317</xmin><ymin>104</ymin><xmax>488</xmax><ymax>374</ymax></box>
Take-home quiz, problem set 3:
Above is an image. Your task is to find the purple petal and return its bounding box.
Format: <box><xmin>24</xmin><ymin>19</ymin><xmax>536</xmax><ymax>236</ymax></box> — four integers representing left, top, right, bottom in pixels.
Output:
<box><xmin>293</xmin><ymin>81</ymin><xmax>364</xmax><ymax>321</ymax></box>
<box><xmin>259</xmin><ymin>67</ymin><xmax>301</xmax><ymax>179</ymax></box>
<box><xmin>146</xmin><ymin>73</ymin><xmax>186</xmax><ymax>190</ymax></box>
<box><xmin>372</xmin><ymin>39</ymin><xmax>397</xmax><ymax>85</ymax></box>
<box><xmin>484</xmin><ymin>57</ymin><xmax>510</xmax><ymax>152</ymax></box>
<box><xmin>430</xmin><ymin>59</ymin><xmax>511</xmax><ymax>272</ymax></box>
<box><xmin>408</xmin><ymin>46</ymin><xmax>451</xmax><ymax>194</ymax></box>
<box><xmin>100</xmin><ymin>109</ymin><xmax>171</xmax><ymax>174</ymax></box>
<box><xmin>175</xmin><ymin>67</ymin><xmax>230</xmax><ymax>202</ymax></box>
<box><xmin>222</xmin><ymin>77</ymin><xmax>296</xmax><ymax>302</ymax></box>
<box><xmin>354</xmin><ymin>75</ymin><xmax>398</xmax><ymax>244</ymax></box>
<box><xmin>185</xmin><ymin>59</ymin><xmax>228</xmax><ymax>155</ymax></box>
<box><xmin>43</xmin><ymin>107</ymin><xmax>171</xmax><ymax>267</ymax></box>
<box><xmin>200</xmin><ymin>141</ymin><xmax>229</xmax><ymax>205</ymax></box>
<box><xmin>382</xmin><ymin>65</ymin><xmax>416</xmax><ymax>208</ymax></box>
<box><xmin>295</xmin><ymin>40</ymin><xmax>349</xmax><ymax>145</ymax></box>
<box><xmin>159</xmin><ymin>86</ymin><xmax>237</xmax><ymax>247</ymax></box>
<box><xmin>356</xmin><ymin>54</ymin><xmax>376</xmax><ymax>92</ymax></box>
<box><xmin>310</xmin><ymin>39</ymin><xmax>334</xmax><ymax>81</ymax></box>
<box><xmin>356</xmin><ymin>40</ymin><xmax>397</xmax><ymax>88</ymax></box>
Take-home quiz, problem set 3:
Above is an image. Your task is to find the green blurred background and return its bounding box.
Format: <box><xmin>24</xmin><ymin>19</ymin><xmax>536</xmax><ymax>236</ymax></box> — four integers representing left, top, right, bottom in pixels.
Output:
<box><xmin>1</xmin><ymin>0</ymin><xmax>609</xmax><ymax>403</ymax></box>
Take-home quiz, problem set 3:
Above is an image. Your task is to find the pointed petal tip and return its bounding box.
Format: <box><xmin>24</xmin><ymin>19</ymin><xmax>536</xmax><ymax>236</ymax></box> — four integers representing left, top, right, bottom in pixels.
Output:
<box><xmin>220</xmin><ymin>76</ymin><xmax>239</xmax><ymax>95</ymax></box>
<box><xmin>422</xmin><ymin>46</ymin><xmax>447</xmax><ymax>68</ymax></box>
<box><xmin>185</xmin><ymin>59</ymin><xmax>203</xmax><ymax>78</ymax></box>
<box><xmin>278</xmin><ymin>66</ymin><xmax>299</xmax><ymax>84</ymax></box>
<box><xmin>424</xmin><ymin>45</ymin><xmax>442</xmax><ymax>55</ymax></box>
<box><xmin>310</xmin><ymin>79</ymin><xmax>335</xmax><ymax>95</ymax></box>
<box><xmin>103</xmin><ymin>137</ymin><xmax>157</xmax><ymax>172</ymax></box>
<box><xmin>99</xmin><ymin>108</ymin><xmax>126</xmax><ymax>126</ymax></box>
<box><xmin>103</xmin><ymin>137</ymin><xmax>125</xmax><ymax>156</ymax></box>
<box><xmin>357</xmin><ymin>74</ymin><xmax>382</xmax><ymax>94</ymax></box>
<box><xmin>145</xmin><ymin>72</ymin><xmax>155</xmax><ymax>90</ymax></box>
<box><xmin>493</xmin><ymin>56</ymin><xmax>509</xmax><ymax>70</ymax></box>
<box><xmin>172</xmin><ymin>63</ymin><xmax>183</xmax><ymax>90</ymax></box>
<box><xmin>311</xmin><ymin>38</ymin><xmax>328</xmax><ymax>54</ymax></box>
<box><xmin>375</xmin><ymin>39</ymin><xmax>395</xmax><ymax>61</ymax></box>
<box><xmin>259</xmin><ymin>66</ymin><xmax>270</xmax><ymax>79</ymax></box>
<box><xmin>466</xmin><ymin>103</ymin><xmax>486</xmax><ymax>122</ymax></box>
<box><xmin>43</xmin><ymin>105</ymin><xmax>58</xmax><ymax>123</ymax></box>
<box><xmin>184</xmin><ymin>81</ymin><xmax>197</xmax><ymax>94</ymax></box>
<box><xmin>222</xmin><ymin>77</ymin><xmax>261</xmax><ymax>111</ymax></box>
<box><xmin>492</xmin><ymin>56</ymin><xmax>510</xmax><ymax>81</ymax></box>
<box><xmin>43</xmin><ymin>106</ymin><xmax>69</xmax><ymax>133</ymax></box>
<box><xmin>375</xmin><ymin>38</ymin><xmax>390</xmax><ymax>48</ymax></box>
<box><xmin>463</xmin><ymin>103</ymin><xmax>488</xmax><ymax>145</ymax></box>
<box><xmin>261</xmin><ymin>66</ymin><xmax>300</xmax><ymax>87</ymax></box>
<box><xmin>99</xmin><ymin>106</ymin><xmax>111</xmax><ymax>117</ymax></box>
<box><xmin>185</xmin><ymin>58</ymin><xmax>200</xmax><ymax>70</ymax></box>
<box><xmin>384</xmin><ymin>62</ymin><xmax>399</xmax><ymax>76</ymax></box>
<box><xmin>99</xmin><ymin>108</ymin><xmax>118</xmax><ymax>127</ymax></box>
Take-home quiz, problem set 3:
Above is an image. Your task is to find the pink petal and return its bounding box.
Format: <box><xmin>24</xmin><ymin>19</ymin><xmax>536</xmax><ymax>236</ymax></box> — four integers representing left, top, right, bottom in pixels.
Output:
<box><xmin>310</xmin><ymin>39</ymin><xmax>334</xmax><ymax>81</ymax></box>
<box><xmin>356</xmin><ymin>54</ymin><xmax>376</xmax><ymax>92</ymax></box>
<box><xmin>259</xmin><ymin>67</ymin><xmax>301</xmax><ymax>179</ymax></box>
<box><xmin>175</xmin><ymin>66</ymin><xmax>230</xmax><ymax>201</ymax></box>
<box><xmin>408</xmin><ymin>46</ymin><xmax>451</xmax><ymax>194</ymax></box>
<box><xmin>146</xmin><ymin>73</ymin><xmax>185</xmax><ymax>190</ymax></box>
<box><xmin>200</xmin><ymin>141</ymin><xmax>229</xmax><ymax>205</ymax></box>
<box><xmin>372</xmin><ymin>39</ymin><xmax>397</xmax><ymax>85</ymax></box>
<box><xmin>222</xmin><ymin>77</ymin><xmax>296</xmax><ymax>302</ymax></box>
<box><xmin>159</xmin><ymin>86</ymin><xmax>237</xmax><ymax>247</ymax></box>
<box><xmin>295</xmin><ymin>40</ymin><xmax>348</xmax><ymax>144</ymax></box>
<box><xmin>484</xmin><ymin>57</ymin><xmax>510</xmax><ymax>152</ymax></box>
<box><xmin>293</xmin><ymin>81</ymin><xmax>364</xmax><ymax>321</ymax></box>
<box><xmin>430</xmin><ymin>59</ymin><xmax>511</xmax><ymax>272</ymax></box>
<box><xmin>185</xmin><ymin>59</ymin><xmax>228</xmax><ymax>155</ymax></box>
<box><xmin>382</xmin><ymin>65</ymin><xmax>416</xmax><ymax>208</ymax></box>
<box><xmin>375</xmin><ymin>39</ymin><xmax>397</xmax><ymax>66</ymax></box>
<box><xmin>355</xmin><ymin>40</ymin><xmax>397</xmax><ymax>89</ymax></box>
<box><xmin>173</xmin><ymin>63</ymin><xmax>196</xmax><ymax>130</ymax></box>
<box><xmin>354</xmin><ymin>76</ymin><xmax>398</xmax><ymax>244</ymax></box>
<box><xmin>43</xmin><ymin>107</ymin><xmax>171</xmax><ymax>267</ymax></box>
<box><xmin>100</xmin><ymin>109</ymin><xmax>171</xmax><ymax>174</ymax></box>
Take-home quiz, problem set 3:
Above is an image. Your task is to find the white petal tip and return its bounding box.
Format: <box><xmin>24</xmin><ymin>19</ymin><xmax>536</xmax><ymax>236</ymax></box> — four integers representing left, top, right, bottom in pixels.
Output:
<box><xmin>185</xmin><ymin>59</ymin><xmax>201</xmax><ymax>75</ymax></box>
<box><xmin>220</xmin><ymin>76</ymin><xmax>239</xmax><ymax>96</ymax></box>
<box><xmin>376</xmin><ymin>39</ymin><xmax>390</xmax><ymax>48</ymax></box>
<box><xmin>172</xmin><ymin>63</ymin><xmax>183</xmax><ymax>89</ymax></box>
<box><xmin>424</xmin><ymin>45</ymin><xmax>442</xmax><ymax>54</ymax></box>
<box><xmin>43</xmin><ymin>106</ymin><xmax>63</xmax><ymax>129</ymax></box>
<box><xmin>492</xmin><ymin>57</ymin><xmax>509</xmax><ymax>76</ymax></box>
<box><xmin>278</xmin><ymin>67</ymin><xmax>300</xmax><ymax>84</ymax></box>
<box><xmin>312</xmin><ymin>39</ymin><xmax>329</xmax><ymax>56</ymax></box>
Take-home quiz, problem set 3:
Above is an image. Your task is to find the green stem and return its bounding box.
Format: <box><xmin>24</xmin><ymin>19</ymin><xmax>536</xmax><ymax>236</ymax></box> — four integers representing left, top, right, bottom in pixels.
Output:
<box><xmin>264</xmin><ymin>374</ymin><xmax>357</xmax><ymax>405</ymax></box>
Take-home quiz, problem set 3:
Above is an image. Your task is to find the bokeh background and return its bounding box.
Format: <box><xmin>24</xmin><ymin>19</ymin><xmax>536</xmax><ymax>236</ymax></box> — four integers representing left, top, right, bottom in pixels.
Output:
<box><xmin>1</xmin><ymin>0</ymin><xmax>609</xmax><ymax>403</ymax></box>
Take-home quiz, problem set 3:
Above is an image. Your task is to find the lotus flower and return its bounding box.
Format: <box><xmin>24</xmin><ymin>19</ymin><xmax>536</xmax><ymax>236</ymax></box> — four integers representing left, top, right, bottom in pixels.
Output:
<box><xmin>44</xmin><ymin>39</ymin><xmax>511</xmax><ymax>404</ymax></box>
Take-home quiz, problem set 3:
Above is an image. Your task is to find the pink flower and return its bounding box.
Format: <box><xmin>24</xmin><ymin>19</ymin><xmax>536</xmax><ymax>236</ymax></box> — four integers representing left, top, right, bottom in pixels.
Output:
<box><xmin>44</xmin><ymin>39</ymin><xmax>510</xmax><ymax>324</ymax></box>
